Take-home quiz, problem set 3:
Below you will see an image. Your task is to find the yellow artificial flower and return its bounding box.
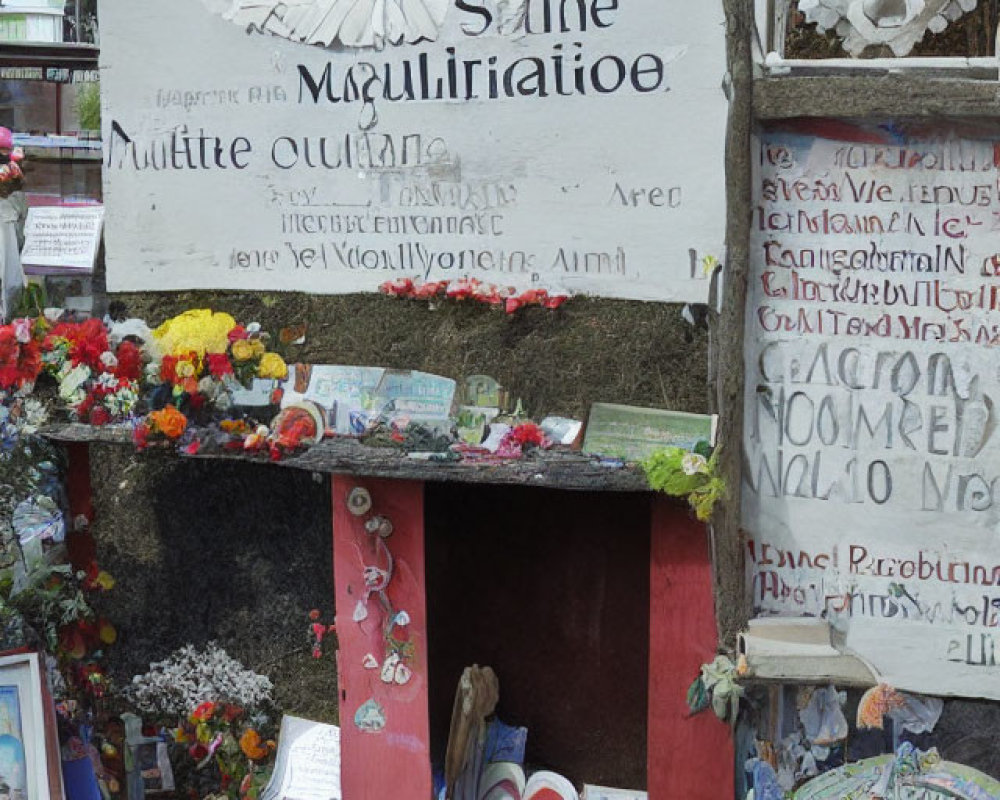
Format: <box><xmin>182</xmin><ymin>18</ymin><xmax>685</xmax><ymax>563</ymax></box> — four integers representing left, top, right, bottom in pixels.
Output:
<box><xmin>249</xmin><ymin>339</ymin><xmax>266</xmax><ymax>358</ymax></box>
<box><xmin>231</xmin><ymin>339</ymin><xmax>254</xmax><ymax>362</ymax></box>
<box><xmin>257</xmin><ymin>352</ymin><xmax>288</xmax><ymax>380</ymax></box>
<box><xmin>196</xmin><ymin>722</ymin><xmax>212</xmax><ymax>744</ymax></box>
<box><xmin>175</xmin><ymin>360</ymin><xmax>196</xmax><ymax>379</ymax></box>
<box><xmin>153</xmin><ymin>309</ymin><xmax>236</xmax><ymax>358</ymax></box>
<box><xmin>95</xmin><ymin>570</ymin><xmax>116</xmax><ymax>591</ymax></box>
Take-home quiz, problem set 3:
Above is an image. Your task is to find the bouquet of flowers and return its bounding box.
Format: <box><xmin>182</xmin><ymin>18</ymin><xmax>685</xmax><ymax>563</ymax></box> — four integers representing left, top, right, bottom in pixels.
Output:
<box><xmin>0</xmin><ymin>317</ymin><xmax>42</xmax><ymax>392</ymax></box>
<box><xmin>0</xmin><ymin>153</ymin><xmax>24</xmax><ymax>199</ymax></box>
<box><xmin>146</xmin><ymin>310</ymin><xmax>287</xmax><ymax>421</ymax></box>
<box><xmin>42</xmin><ymin>318</ymin><xmax>142</xmax><ymax>425</ymax></box>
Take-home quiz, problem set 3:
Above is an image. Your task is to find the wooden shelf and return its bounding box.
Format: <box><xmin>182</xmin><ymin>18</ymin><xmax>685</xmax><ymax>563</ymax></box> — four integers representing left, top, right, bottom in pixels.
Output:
<box><xmin>42</xmin><ymin>423</ymin><xmax>651</xmax><ymax>492</ymax></box>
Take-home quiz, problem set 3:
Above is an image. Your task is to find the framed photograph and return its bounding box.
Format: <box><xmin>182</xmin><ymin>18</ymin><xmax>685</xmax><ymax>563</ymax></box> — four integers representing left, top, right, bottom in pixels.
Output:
<box><xmin>0</xmin><ymin>652</ymin><xmax>59</xmax><ymax>800</ymax></box>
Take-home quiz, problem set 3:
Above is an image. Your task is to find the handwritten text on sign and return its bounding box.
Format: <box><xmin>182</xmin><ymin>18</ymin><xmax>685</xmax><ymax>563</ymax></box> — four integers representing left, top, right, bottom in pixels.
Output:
<box><xmin>743</xmin><ymin>123</ymin><xmax>1000</xmax><ymax>700</ymax></box>
<box><xmin>99</xmin><ymin>0</ymin><xmax>726</xmax><ymax>301</ymax></box>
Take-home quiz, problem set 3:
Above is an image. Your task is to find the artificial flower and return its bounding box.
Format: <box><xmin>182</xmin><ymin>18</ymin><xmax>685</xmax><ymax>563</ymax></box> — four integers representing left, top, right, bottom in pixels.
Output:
<box><xmin>147</xmin><ymin>405</ymin><xmax>187</xmax><ymax>439</ymax></box>
<box><xmin>231</xmin><ymin>339</ymin><xmax>254</xmax><ymax>362</ymax></box>
<box><xmin>114</xmin><ymin>340</ymin><xmax>142</xmax><ymax>380</ymax></box>
<box><xmin>11</xmin><ymin>317</ymin><xmax>32</xmax><ymax>344</ymax></box>
<box><xmin>153</xmin><ymin>309</ymin><xmax>236</xmax><ymax>357</ymax></box>
<box><xmin>681</xmin><ymin>453</ymin><xmax>709</xmax><ymax>476</ymax></box>
<box><xmin>239</xmin><ymin>729</ymin><xmax>272</xmax><ymax>761</ymax></box>
<box><xmin>509</xmin><ymin>422</ymin><xmax>546</xmax><ymax>448</ymax></box>
<box><xmin>257</xmin><ymin>352</ymin><xmax>287</xmax><ymax>380</ymax></box>
<box><xmin>59</xmin><ymin>364</ymin><xmax>91</xmax><ymax>405</ymax></box>
<box><xmin>0</xmin><ymin>326</ymin><xmax>41</xmax><ymax>389</ymax></box>
<box><xmin>98</xmin><ymin>619</ymin><xmax>117</xmax><ymax>645</ymax></box>
<box><xmin>205</xmin><ymin>353</ymin><xmax>233</xmax><ymax>378</ymax></box>
<box><xmin>47</xmin><ymin>318</ymin><xmax>108</xmax><ymax>369</ymax></box>
<box><xmin>191</xmin><ymin>701</ymin><xmax>217</xmax><ymax>723</ymax></box>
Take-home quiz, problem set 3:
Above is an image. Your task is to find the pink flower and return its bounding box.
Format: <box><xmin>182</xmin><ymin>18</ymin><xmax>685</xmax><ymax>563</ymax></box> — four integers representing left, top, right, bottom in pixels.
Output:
<box><xmin>12</xmin><ymin>318</ymin><xmax>31</xmax><ymax>344</ymax></box>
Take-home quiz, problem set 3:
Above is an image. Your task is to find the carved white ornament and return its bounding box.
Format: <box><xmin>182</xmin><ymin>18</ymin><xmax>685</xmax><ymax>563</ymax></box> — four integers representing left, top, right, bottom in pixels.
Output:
<box><xmin>798</xmin><ymin>0</ymin><xmax>978</xmax><ymax>56</ymax></box>
<box><xmin>218</xmin><ymin>0</ymin><xmax>450</xmax><ymax>48</ymax></box>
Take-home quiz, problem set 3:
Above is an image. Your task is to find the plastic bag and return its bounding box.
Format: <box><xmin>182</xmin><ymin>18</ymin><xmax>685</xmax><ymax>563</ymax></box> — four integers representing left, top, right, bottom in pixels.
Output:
<box><xmin>798</xmin><ymin>686</ymin><xmax>848</xmax><ymax>745</ymax></box>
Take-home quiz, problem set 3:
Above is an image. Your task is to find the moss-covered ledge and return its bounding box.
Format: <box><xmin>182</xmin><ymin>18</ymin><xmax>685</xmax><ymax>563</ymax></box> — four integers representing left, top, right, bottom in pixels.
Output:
<box><xmin>43</xmin><ymin>423</ymin><xmax>649</xmax><ymax>492</ymax></box>
<box><xmin>107</xmin><ymin>292</ymin><xmax>710</xmax><ymax>421</ymax></box>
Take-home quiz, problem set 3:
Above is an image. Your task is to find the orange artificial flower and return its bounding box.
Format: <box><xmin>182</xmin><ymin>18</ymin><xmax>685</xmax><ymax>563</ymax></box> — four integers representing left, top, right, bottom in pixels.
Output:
<box><xmin>148</xmin><ymin>405</ymin><xmax>187</xmax><ymax>439</ymax></box>
<box><xmin>239</xmin><ymin>729</ymin><xmax>274</xmax><ymax>761</ymax></box>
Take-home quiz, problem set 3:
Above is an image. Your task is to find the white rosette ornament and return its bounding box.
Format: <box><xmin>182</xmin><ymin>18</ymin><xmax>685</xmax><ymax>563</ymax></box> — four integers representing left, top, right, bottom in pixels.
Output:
<box><xmin>797</xmin><ymin>0</ymin><xmax>978</xmax><ymax>56</ymax></box>
<box><xmin>217</xmin><ymin>0</ymin><xmax>451</xmax><ymax>48</ymax></box>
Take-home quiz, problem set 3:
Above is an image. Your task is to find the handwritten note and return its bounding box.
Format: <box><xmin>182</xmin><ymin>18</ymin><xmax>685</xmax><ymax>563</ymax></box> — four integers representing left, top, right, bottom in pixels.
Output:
<box><xmin>261</xmin><ymin>716</ymin><xmax>341</xmax><ymax>800</ymax></box>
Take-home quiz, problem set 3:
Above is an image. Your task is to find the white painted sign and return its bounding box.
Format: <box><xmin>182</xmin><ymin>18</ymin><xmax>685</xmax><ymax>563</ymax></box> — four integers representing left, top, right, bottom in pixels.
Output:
<box><xmin>743</xmin><ymin>122</ymin><xmax>1000</xmax><ymax>700</ymax></box>
<box><xmin>21</xmin><ymin>206</ymin><xmax>104</xmax><ymax>272</ymax></box>
<box><xmin>99</xmin><ymin>0</ymin><xmax>727</xmax><ymax>301</ymax></box>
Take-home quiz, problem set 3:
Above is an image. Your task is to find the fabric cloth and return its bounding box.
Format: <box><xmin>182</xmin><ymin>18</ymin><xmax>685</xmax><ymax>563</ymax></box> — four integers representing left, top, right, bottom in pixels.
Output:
<box><xmin>0</xmin><ymin>193</ymin><xmax>27</xmax><ymax>321</ymax></box>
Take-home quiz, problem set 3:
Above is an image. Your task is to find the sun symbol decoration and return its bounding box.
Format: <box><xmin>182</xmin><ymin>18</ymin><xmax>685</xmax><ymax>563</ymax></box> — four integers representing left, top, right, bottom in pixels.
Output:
<box><xmin>219</xmin><ymin>0</ymin><xmax>451</xmax><ymax>49</ymax></box>
<box><xmin>797</xmin><ymin>0</ymin><xmax>978</xmax><ymax>56</ymax></box>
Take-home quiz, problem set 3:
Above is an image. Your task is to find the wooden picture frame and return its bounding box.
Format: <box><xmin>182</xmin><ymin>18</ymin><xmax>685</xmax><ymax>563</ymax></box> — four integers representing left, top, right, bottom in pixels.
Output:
<box><xmin>0</xmin><ymin>651</ymin><xmax>61</xmax><ymax>800</ymax></box>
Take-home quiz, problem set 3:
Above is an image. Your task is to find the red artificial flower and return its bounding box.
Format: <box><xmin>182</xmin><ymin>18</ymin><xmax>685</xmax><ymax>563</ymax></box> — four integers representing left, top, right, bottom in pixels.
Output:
<box><xmin>160</xmin><ymin>355</ymin><xmax>178</xmax><ymax>383</ymax></box>
<box><xmin>187</xmin><ymin>392</ymin><xmax>206</xmax><ymax>412</ymax></box>
<box><xmin>0</xmin><ymin>327</ymin><xmax>41</xmax><ymax>390</ymax></box>
<box><xmin>88</xmin><ymin>406</ymin><xmax>111</xmax><ymax>426</ymax></box>
<box><xmin>133</xmin><ymin>422</ymin><xmax>150</xmax><ymax>450</ymax></box>
<box><xmin>205</xmin><ymin>352</ymin><xmax>233</xmax><ymax>378</ymax></box>
<box><xmin>75</xmin><ymin>393</ymin><xmax>94</xmax><ymax>420</ymax></box>
<box><xmin>308</xmin><ymin>609</ymin><xmax>321</xmax><ymax>621</ymax></box>
<box><xmin>191</xmin><ymin>701</ymin><xmax>216</xmax><ymax>722</ymax></box>
<box><xmin>188</xmin><ymin>743</ymin><xmax>208</xmax><ymax>762</ymax></box>
<box><xmin>114</xmin><ymin>340</ymin><xmax>142</xmax><ymax>381</ymax></box>
<box><xmin>227</xmin><ymin>325</ymin><xmax>249</xmax><ymax>342</ymax></box>
<box><xmin>446</xmin><ymin>278</ymin><xmax>480</xmax><ymax>300</ymax></box>
<box><xmin>543</xmin><ymin>295</ymin><xmax>569</xmax><ymax>309</ymax></box>
<box><xmin>413</xmin><ymin>281</ymin><xmax>447</xmax><ymax>299</ymax></box>
<box><xmin>183</xmin><ymin>440</ymin><xmax>200</xmax><ymax>455</ymax></box>
<box><xmin>63</xmin><ymin>318</ymin><xmax>110</xmax><ymax>369</ymax></box>
<box><xmin>504</xmin><ymin>297</ymin><xmax>523</xmax><ymax>314</ymax></box>
<box><xmin>380</xmin><ymin>278</ymin><xmax>415</xmax><ymax>297</ymax></box>
<box><xmin>221</xmin><ymin>704</ymin><xmax>243</xmax><ymax>723</ymax></box>
<box><xmin>510</xmin><ymin>422</ymin><xmax>545</xmax><ymax>448</ymax></box>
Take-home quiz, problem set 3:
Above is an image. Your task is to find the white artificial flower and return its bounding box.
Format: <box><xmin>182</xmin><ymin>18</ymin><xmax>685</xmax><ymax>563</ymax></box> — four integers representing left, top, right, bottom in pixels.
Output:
<box><xmin>59</xmin><ymin>365</ymin><xmax>91</xmax><ymax>405</ymax></box>
<box><xmin>681</xmin><ymin>452</ymin><xmax>709</xmax><ymax>476</ymax></box>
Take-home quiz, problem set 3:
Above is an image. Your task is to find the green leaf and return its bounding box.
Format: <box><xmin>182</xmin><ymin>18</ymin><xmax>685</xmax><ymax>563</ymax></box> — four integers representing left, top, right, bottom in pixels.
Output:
<box><xmin>686</xmin><ymin>675</ymin><xmax>709</xmax><ymax>715</ymax></box>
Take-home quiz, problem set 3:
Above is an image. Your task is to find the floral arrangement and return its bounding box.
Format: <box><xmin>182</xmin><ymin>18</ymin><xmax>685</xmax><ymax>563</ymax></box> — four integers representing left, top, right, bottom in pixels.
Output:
<box><xmin>125</xmin><ymin>644</ymin><xmax>276</xmax><ymax>800</ymax></box>
<box><xmin>146</xmin><ymin>310</ymin><xmax>287</xmax><ymax>418</ymax></box>
<box><xmin>173</xmin><ymin>700</ymin><xmax>275</xmax><ymax>800</ymax></box>
<box><xmin>125</xmin><ymin>642</ymin><xmax>274</xmax><ymax>718</ymax></box>
<box><xmin>43</xmin><ymin>318</ymin><xmax>142</xmax><ymax>424</ymax></box>
<box><xmin>380</xmin><ymin>277</ymin><xmax>569</xmax><ymax>313</ymax></box>
<box><xmin>0</xmin><ymin>156</ymin><xmax>24</xmax><ymax>199</ymax></box>
<box><xmin>641</xmin><ymin>444</ymin><xmax>725</xmax><ymax>522</ymax></box>
<box><xmin>0</xmin><ymin>388</ymin><xmax>117</xmax><ymax>706</ymax></box>
<box><xmin>0</xmin><ymin>317</ymin><xmax>42</xmax><ymax>391</ymax></box>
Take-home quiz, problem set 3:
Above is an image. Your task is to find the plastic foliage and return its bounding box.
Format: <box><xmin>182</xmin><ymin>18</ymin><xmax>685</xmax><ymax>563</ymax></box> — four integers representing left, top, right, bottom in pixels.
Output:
<box><xmin>687</xmin><ymin>655</ymin><xmax>743</xmax><ymax>725</ymax></box>
<box><xmin>641</xmin><ymin>442</ymin><xmax>725</xmax><ymax>521</ymax></box>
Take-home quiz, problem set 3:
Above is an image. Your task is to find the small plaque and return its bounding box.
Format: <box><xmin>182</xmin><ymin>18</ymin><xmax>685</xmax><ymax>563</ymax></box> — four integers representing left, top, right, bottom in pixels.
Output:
<box><xmin>582</xmin><ymin>403</ymin><xmax>715</xmax><ymax>462</ymax></box>
<box><xmin>21</xmin><ymin>206</ymin><xmax>104</xmax><ymax>272</ymax></box>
